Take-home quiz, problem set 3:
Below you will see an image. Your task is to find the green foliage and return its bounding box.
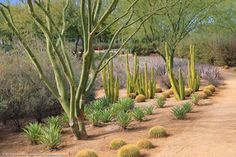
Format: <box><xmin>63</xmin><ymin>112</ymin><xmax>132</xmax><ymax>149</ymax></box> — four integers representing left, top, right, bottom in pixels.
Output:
<box><xmin>171</xmin><ymin>106</ymin><xmax>187</xmax><ymax>120</ymax></box>
<box><xmin>118</xmin><ymin>144</ymin><xmax>141</xmax><ymax>157</ymax></box>
<box><xmin>45</xmin><ymin>116</ymin><xmax>62</xmax><ymax>131</ymax></box>
<box><xmin>110</xmin><ymin>139</ymin><xmax>127</xmax><ymax>150</ymax></box>
<box><xmin>87</xmin><ymin>110</ymin><xmax>102</xmax><ymax>127</ymax></box>
<box><xmin>156</xmin><ymin>97</ymin><xmax>166</xmax><ymax>108</ymax></box>
<box><xmin>100</xmin><ymin>109</ymin><xmax>112</xmax><ymax>123</ymax></box>
<box><xmin>182</xmin><ymin>102</ymin><xmax>192</xmax><ymax>113</ymax></box>
<box><xmin>116</xmin><ymin>112</ymin><xmax>132</xmax><ymax>130</ymax></box>
<box><xmin>136</xmin><ymin>139</ymin><xmax>154</xmax><ymax>149</ymax></box>
<box><xmin>101</xmin><ymin>59</ymin><xmax>119</xmax><ymax>103</ymax></box>
<box><xmin>39</xmin><ymin>125</ymin><xmax>61</xmax><ymax>150</ymax></box>
<box><xmin>148</xmin><ymin>126</ymin><xmax>167</xmax><ymax>138</ymax></box>
<box><xmin>75</xmin><ymin>149</ymin><xmax>98</xmax><ymax>157</ymax></box>
<box><xmin>23</xmin><ymin>122</ymin><xmax>42</xmax><ymax>145</ymax></box>
<box><xmin>190</xmin><ymin>93</ymin><xmax>201</xmax><ymax>105</ymax></box>
<box><xmin>132</xmin><ymin>108</ymin><xmax>145</xmax><ymax>121</ymax></box>
<box><xmin>143</xmin><ymin>106</ymin><xmax>154</xmax><ymax>115</ymax></box>
<box><xmin>111</xmin><ymin>98</ymin><xmax>134</xmax><ymax>116</ymax></box>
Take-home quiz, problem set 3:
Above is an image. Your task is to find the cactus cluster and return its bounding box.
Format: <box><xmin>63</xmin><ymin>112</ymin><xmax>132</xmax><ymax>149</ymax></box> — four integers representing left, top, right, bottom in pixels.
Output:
<box><xmin>165</xmin><ymin>43</ymin><xmax>185</xmax><ymax>100</ymax></box>
<box><xmin>188</xmin><ymin>45</ymin><xmax>200</xmax><ymax>92</ymax></box>
<box><xmin>126</xmin><ymin>53</ymin><xmax>156</xmax><ymax>99</ymax></box>
<box><xmin>101</xmin><ymin>60</ymin><xmax>119</xmax><ymax>103</ymax></box>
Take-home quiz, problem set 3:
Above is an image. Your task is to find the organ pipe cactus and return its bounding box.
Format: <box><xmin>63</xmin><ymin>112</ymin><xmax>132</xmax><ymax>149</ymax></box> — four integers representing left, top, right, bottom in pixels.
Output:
<box><xmin>101</xmin><ymin>60</ymin><xmax>119</xmax><ymax>103</ymax></box>
<box><xmin>188</xmin><ymin>45</ymin><xmax>200</xmax><ymax>91</ymax></box>
<box><xmin>165</xmin><ymin>43</ymin><xmax>185</xmax><ymax>100</ymax></box>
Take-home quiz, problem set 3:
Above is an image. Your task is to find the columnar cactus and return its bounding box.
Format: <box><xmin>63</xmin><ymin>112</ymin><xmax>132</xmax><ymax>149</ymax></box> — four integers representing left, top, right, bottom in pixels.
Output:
<box><xmin>165</xmin><ymin>43</ymin><xmax>185</xmax><ymax>100</ymax></box>
<box><xmin>101</xmin><ymin>60</ymin><xmax>119</xmax><ymax>103</ymax></box>
<box><xmin>188</xmin><ymin>45</ymin><xmax>200</xmax><ymax>91</ymax></box>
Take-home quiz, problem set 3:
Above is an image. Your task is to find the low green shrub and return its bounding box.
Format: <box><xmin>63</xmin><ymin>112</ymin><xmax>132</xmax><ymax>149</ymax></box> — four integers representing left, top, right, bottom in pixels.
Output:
<box><xmin>132</xmin><ymin>108</ymin><xmax>145</xmax><ymax>121</ymax></box>
<box><xmin>136</xmin><ymin>139</ymin><xmax>154</xmax><ymax>149</ymax></box>
<box><xmin>171</xmin><ymin>106</ymin><xmax>187</xmax><ymax>120</ymax></box>
<box><xmin>118</xmin><ymin>144</ymin><xmax>141</xmax><ymax>157</ymax></box>
<box><xmin>45</xmin><ymin>116</ymin><xmax>62</xmax><ymax>131</ymax></box>
<box><xmin>75</xmin><ymin>149</ymin><xmax>98</xmax><ymax>157</ymax></box>
<box><xmin>190</xmin><ymin>93</ymin><xmax>201</xmax><ymax>105</ymax></box>
<box><xmin>116</xmin><ymin>111</ymin><xmax>132</xmax><ymax>130</ymax></box>
<box><xmin>148</xmin><ymin>126</ymin><xmax>167</xmax><ymax>138</ymax></box>
<box><xmin>156</xmin><ymin>97</ymin><xmax>166</xmax><ymax>108</ymax></box>
<box><xmin>100</xmin><ymin>109</ymin><xmax>112</xmax><ymax>123</ymax></box>
<box><xmin>118</xmin><ymin>98</ymin><xmax>135</xmax><ymax>110</ymax></box>
<box><xmin>182</xmin><ymin>102</ymin><xmax>192</xmax><ymax>113</ymax></box>
<box><xmin>23</xmin><ymin>122</ymin><xmax>42</xmax><ymax>145</ymax></box>
<box><xmin>144</xmin><ymin>106</ymin><xmax>154</xmax><ymax>115</ymax></box>
<box><xmin>110</xmin><ymin>139</ymin><xmax>126</xmax><ymax>150</ymax></box>
<box><xmin>87</xmin><ymin>111</ymin><xmax>102</xmax><ymax>127</ymax></box>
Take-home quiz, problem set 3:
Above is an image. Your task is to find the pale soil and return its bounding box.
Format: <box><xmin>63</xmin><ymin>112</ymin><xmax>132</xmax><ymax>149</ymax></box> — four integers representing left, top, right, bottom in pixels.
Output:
<box><xmin>0</xmin><ymin>69</ymin><xmax>235</xmax><ymax>157</ymax></box>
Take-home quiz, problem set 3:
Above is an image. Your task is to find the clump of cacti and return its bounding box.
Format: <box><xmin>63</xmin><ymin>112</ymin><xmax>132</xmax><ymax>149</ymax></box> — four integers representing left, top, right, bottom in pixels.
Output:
<box><xmin>110</xmin><ymin>139</ymin><xmax>126</xmax><ymax>150</ymax></box>
<box><xmin>135</xmin><ymin>94</ymin><xmax>146</xmax><ymax>103</ymax></box>
<box><xmin>118</xmin><ymin>144</ymin><xmax>141</xmax><ymax>157</ymax></box>
<box><xmin>126</xmin><ymin>53</ymin><xmax>156</xmax><ymax>99</ymax></box>
<box><xmin>101</xmin><ymin>59</ymin><xmax>119</xmax><ymax>103</ymax></box>
<box><xmin>187</xmin><ymin>45</ymin><xmax>200</xmax><ymax>92</ymax></box>
<box><xmin>165</xmin><ymin>43</ymin><xmax>185</xmax><ymax>100</ymax></box>
<box><xmin>75</xmin><ymin>149</ymin><xmax>98</xmax><ymax>157</ymax></box>
<box><xmin>136</xmin><ymin>139</ymin><xmax>154</xmax><ymax>149</ymax></box>
<box><xmin>148</xmin><ymin>126</ymin><xmax>167</xmax><ymax>138</ymax></box>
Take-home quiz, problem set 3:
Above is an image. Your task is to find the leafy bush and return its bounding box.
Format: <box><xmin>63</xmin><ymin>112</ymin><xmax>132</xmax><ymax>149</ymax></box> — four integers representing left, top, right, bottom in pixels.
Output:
<box><xmin>39</xmin><ymin>126</ymin><xmax>61</xmax><ymax>150</ymax></box>
<box><xmin>110</xmin><ymin>139</ymin><xmax>126</xmax><ymax>150</ymax></box>
<box><xmin>148</xmin><ymin>126</ymin><xmax>167</xmax><ymax>138</ymax></box>
<box><xmin>75</xmin><ymin>149</ymin><xmax>98</xmax><ymax>157</ymax></box>
<box><xmin>191</xmin><ymin>93</ymin><xmax>201</xmax><ymax>105</ymax></box>
<box><xmin>116</xmin><ymin>112</ymin><xmax>132</xmax><ymax>130</ymax></box>
<box><xmin>156</xmin><ymin>97</ymin><xmax>166</xmax><ymax>108</ymax></box>
<box><xmin>132</xmin><ymin>108</ymin><xmax>145</xmax><ymax>121</ymax></box>
<box><xmin>136</xmin><ymin>139</ymin><xmax>154</xmax><ymax>149</ymax></box>
<box><xmin>144</xmin><ymin>106</ymin><xmax>154</xmax><ymax>115</ymax></box>
<box><xmin>118</xmin><ymin>144</ymin><xmax>141</xmax><ymax>157</ymax></box>
<box><xmin>182</xmin><ymin>102</ymin><xmax>192</xmax><ymax>113</ymax></box>
<box><xmin>135</xmin><ymin>94</ymin><xmax>146</xmax><ymax>102</ymax></box>
<box><xmin>100</xmin><ymin>109</ymin><xmax>112</xmax><ymax>123</ymax></box>
<box><xmin>171</xmin><ymin>106</ymin><xmax>187</xmax><ymax>120</ymax></box>
<box><xmin>23</xmin><ymin>122</ymin><xmax>42</xmax><ymax>145</ymax></box>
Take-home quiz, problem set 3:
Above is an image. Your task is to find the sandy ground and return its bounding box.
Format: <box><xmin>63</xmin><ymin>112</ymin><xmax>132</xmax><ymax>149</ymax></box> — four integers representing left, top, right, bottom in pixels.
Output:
<box><xmin>0</xmin><ymin>69</ymin><xmax>235</xmax><ymax>157</ymax></box>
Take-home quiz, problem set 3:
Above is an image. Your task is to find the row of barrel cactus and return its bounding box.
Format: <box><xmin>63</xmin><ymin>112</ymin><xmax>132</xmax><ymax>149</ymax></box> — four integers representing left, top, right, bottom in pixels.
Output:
<box><xmin>165</xmin><ymin>43</ymin><xmax>185</xmax><ymax>100</ymax></box>
<box><xmin>188</xmin><ymin>45</ymin><xmax>200</xmax><ymax>92</ymax></box>
<box><xmin>126</xmin><ymin>53</ymin><xmax>156</xmax><ymax>99</ymax></box>
<box><xmin>101</xmin><ymin>60</ymin><xmax>119</xmax><ymax>103</ymax></box>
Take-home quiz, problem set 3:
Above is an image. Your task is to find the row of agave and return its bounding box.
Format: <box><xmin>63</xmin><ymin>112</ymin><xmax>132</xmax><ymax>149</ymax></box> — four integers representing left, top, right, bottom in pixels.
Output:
<box><xmin>101</xmin><ymin>44</ymin><xmax>201</xmax><ymax>102</ymax></box>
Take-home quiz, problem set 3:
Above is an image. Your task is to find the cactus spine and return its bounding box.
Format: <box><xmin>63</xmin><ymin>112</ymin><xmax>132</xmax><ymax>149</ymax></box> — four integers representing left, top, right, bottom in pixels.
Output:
<box><xmin>188</xmin><ymin>45</ymin><xmax>200</xmax><ymax>91</ymax></box>
<box><xmin>126</xmin><ymin>53</ymin><xmax>156</xmax><ymax>99</ymax></box>
<box><xmin>165</xmin><ymin>43</ymin><xmax>185</xmax><ymax>100</ymax></box>
<box><xmin>101</xmin><ymin>59</ymin><xmax>119</xmax><ymax>103</ymax></box>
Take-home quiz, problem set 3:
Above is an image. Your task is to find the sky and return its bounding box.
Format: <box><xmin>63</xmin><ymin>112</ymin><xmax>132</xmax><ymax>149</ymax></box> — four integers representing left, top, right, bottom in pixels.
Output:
<box><xmin>0</xmin><ymin>0</ymin><xmax>19</xmax><ymax>4</ymax></box>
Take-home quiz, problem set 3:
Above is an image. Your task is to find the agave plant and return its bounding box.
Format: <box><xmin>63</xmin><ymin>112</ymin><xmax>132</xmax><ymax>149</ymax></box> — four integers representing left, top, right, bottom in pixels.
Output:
<box><xmin>116</xmin><ymin>111</ymin><xmax>132</xmax><ymax>130</ymax></box>
<box><xmin>171</xmin><ymin>106</ymin><xmax>187</xmax><ymax>120</ymax></box>
<box><xmin>132</xmin><ymin>108</ymin><xmax>145</xmax><ymax>121</ymax></box>
<box><xmin>23</xmin><ymin>122</ymin><xmax>42</xmax><ymax>145</ymax></box>
<box><xmin>100</xmin><ymin>109</ymin><xmax>112</xmax><ymax>123</ymax></box>
<box><xmin>144</xmin><ymin>106</ymin><xmax>154</xmax><ymax>115</ymax></box>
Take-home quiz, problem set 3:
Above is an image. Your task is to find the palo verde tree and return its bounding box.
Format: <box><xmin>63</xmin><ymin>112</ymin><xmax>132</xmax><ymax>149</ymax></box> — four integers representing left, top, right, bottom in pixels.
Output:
<box><xmin>0</xmin><ymin>0</ymin><xmax>163</xmax><ymax>139</ymax></box>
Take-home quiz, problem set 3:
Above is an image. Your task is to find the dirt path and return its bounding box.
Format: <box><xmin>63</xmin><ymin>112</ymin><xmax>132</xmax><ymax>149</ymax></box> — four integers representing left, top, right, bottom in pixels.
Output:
<box><xmin>155</xmin><ymin>70</ymin><xmax>236</xmax><ymax>157</ymax></box>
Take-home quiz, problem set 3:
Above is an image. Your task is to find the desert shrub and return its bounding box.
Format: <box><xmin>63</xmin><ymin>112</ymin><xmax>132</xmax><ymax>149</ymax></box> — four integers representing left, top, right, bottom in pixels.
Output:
<box><xmin>182</xmin><ymin>102</ymin><xmax>192</xmax><ymax>113</ymax></box>
<box><xmin>199</xmin><ymin>65</ymin><xmax>221</xmax><ymax>86</ymax></box>
<box><xmin>132</xmin><ymin>108</ymin><xmax>145</xmax><ymax>121</ymax></box>
<box><xmin>118</xmin><ymin>144</ymin><xmax>141</xmax><ymax>157</ymax></box>
<box><xmin>87</xmin><ymin>110</ymin><xmax>102</xmax><ymax>127</ymax></box>
<box><xmin>203</xmin><ymin>89</ymin><xmax>213</xmax><ymax>96</ymax></box>
<box><xmin>160</xmin><ymin>74</ymin><xmax>171</xmax><ymax>89</ymax></box>
<box><xmin>45</xmin><ymin>116</ymin><xmax>62</xmax><ymax>131</ymax></box>
<box><xmin>144</xmin><ymin>106</ymin><xmax>154</xmax><ymax>115</ymax></box>
<box><xmin>135</xmin><ymin>94</ymin><xmax>146</xmax><ymax>102</ymax></box>
<box><xmin>100</xmin><ymin>109</ymin><xmax>112</xmax><ymax>123</ymax></box>
<box><xmin>23</xmin><ymin>122</ymin><xmax>42</xmax><ymax>145</ymax></box>
<box><xmin>190</xmin><ymin>93</ymin><xmax>201</xmax><ymax>105</ymax></box>
<box><xmin>88</xmin><ymin>97</ymin><xmax>111</xmax><ymax>111</ymax></box>
<box><xmin>127</xmin><ymin>93</ymin><xmax>136</xmax><ymax>99</ymax></box>
<box><xmin>118</xmin><ymin>98</ymin><xmax>135</xmax><ymax>111</ymax></box>
<box><xmin>136</xmin><ymin>139</ymin><xmax>154</xmax><ymax>149</ymax></box>
<box><xmin>148</xmin><ymin>126</ymin><xmax>167</xmax><ymax>138</ymax></box>
<box><xmin>185</xmin><ymin>88</ymin><xmax>193</xmax><ymax>97</ymax></box>
<box><xmin>156</xmin><ymin>97</ymin><xmax>166</xmax><ymax>108</ymax></box>
<box><xmin>116</xmin><ymin>111</ymin><xmax>132</xmax><ymax>130</ymax></box>
<box><xmin>39</xmin><ymin>125</ymin><xmax>61</xmax><ymax>150</ymax></box>
<box><xmin>75</xmin><ymin>149</ymin><xmax>98</xmax><ymax>157</ymax></box>
<box><xmin>171</xmin><ymin>106</ymin><xmax>187</xmax><ymax>120</ymax></box>
<box><xmin>110</xmin><ymin>139</ymin><xmax>126</xmax><ymax>150</ymax></box>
